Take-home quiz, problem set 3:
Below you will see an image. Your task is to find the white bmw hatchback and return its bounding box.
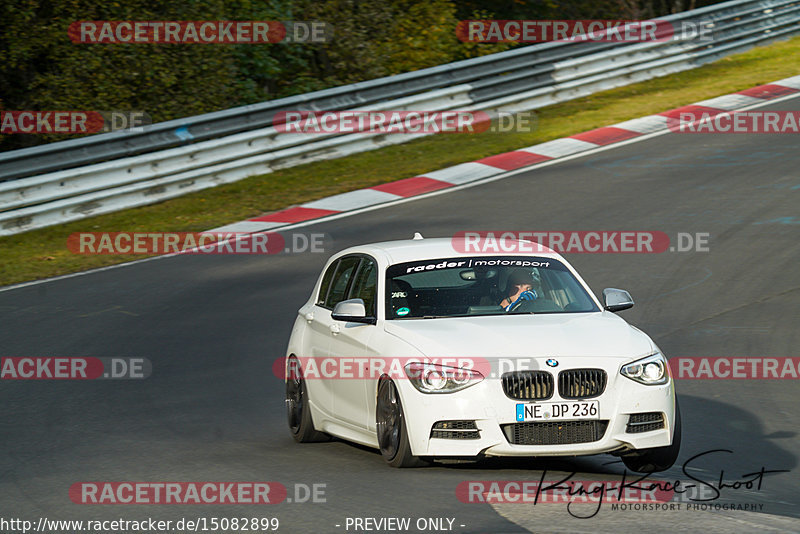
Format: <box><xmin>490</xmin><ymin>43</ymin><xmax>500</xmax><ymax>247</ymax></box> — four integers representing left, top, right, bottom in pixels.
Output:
<box><xmin>284</xmin><ymin>236</ymin><xmax>680</xmax><ymax>472</ymax></box>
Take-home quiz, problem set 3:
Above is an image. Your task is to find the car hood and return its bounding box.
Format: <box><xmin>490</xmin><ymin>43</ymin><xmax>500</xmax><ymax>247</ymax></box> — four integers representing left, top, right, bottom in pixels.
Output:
<box><xmin>383</xmin><ymin>312</ymin><xmax>654</xmax><ymax>360</ymax></box>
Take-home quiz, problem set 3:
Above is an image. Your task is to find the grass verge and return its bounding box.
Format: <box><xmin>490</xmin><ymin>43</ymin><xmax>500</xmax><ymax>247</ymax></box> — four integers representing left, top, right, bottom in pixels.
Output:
<box><xmin>2</xmin><ymin>36</ymin><xmax>800</xmax><ymax>286</ymax></box>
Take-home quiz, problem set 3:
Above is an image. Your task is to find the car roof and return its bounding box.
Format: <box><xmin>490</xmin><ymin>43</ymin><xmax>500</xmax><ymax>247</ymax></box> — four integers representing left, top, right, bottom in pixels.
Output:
<box><xmin>338</xmin><ymin>237</ymin><xmax>566</xmax><ymax>265</ymax></box>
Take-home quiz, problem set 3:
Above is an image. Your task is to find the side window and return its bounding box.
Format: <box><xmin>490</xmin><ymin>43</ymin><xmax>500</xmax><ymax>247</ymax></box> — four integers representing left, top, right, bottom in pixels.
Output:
<box><xmin>349</xmin><ymin>258</ymin><xmax>377</xmax><ymax>317</ymax></box>
<box><xmin>324</xmin><ymin>256</ymin><xmax>361</xmax><ymax>309</ymax></box>
<box><xmin>316</xmin><ymin>261</ymin><xmax>339</xmax><ymax>306</ymax></box>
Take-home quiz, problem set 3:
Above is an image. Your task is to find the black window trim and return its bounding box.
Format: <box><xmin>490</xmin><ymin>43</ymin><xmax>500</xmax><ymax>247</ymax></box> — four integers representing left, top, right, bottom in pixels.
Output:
<box><xmin>317</xmin><ymin>254</ymin><xmax>376</xmax><ymax>311</ymax></box>
<box><xmin>346</xmin><ymin>255</ymin><xmax>379</xmax><ymax>318</ymax></box>
<box><xmin>316</xmin><ymin>259</ymin><xmax>341</xmax><ymax>308</ymax></box>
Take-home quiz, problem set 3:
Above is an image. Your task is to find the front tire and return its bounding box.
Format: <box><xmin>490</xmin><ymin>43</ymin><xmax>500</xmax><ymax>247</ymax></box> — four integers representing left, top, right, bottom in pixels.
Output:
<box><xmin>286</xmin><ymin>356</ymin><xmax>329</xmax><ymax>443</ymax></box>
<box><xmin>376</xmin><ymin>377</ymin><xmax>426</xmax><ymax>468</ymax></box>
<box><xmin>622</xmin><ymin>399</ymin><xmax>682</xmax><ymax>473</ymax></box>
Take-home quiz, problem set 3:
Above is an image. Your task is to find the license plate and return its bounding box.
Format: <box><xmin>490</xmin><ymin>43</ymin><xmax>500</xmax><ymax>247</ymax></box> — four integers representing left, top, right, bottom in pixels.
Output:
<box><xmin>516</xmin><ymin>400</ymin><xmax>599</xmax><ymax>421</ymax></box>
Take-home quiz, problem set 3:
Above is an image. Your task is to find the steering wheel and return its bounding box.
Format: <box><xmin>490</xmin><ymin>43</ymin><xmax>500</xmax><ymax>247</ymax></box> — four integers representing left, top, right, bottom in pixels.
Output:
<box><xmin>504</xmin><ymin>290</ymin><xmax>537</xmax><ymax>312</ymax></box>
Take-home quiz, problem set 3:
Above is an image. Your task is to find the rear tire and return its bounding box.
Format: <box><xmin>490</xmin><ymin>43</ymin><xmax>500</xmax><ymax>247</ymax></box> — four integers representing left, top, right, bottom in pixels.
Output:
<box><xmin>286</xmin><ymin>356</ymin><xmax>330</xmax><ymax>443</ymax></box>
<box><xmin>622</xmin><ymin>399</ymin><xmax>682</xmax><ymax>473</ymax></box>
<box><xmin>376</xmin><ymin>377</ymin><xmax>427</xmax><ymax>468</ymax></box>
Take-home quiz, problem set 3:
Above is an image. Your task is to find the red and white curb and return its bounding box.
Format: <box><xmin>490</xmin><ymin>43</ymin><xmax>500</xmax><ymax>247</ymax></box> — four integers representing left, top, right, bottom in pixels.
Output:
<box><xmin>210</xmin><ymin>75</ymin><xmax>800</xmax><ymax>234</ymax></box>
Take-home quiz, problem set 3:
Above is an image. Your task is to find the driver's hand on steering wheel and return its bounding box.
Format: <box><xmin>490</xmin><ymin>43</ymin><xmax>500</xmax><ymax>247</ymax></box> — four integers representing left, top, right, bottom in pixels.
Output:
<box><xmin>504</xmin><ymin>288</ymin><xmax>537</xmax><ymax>311</ymax></box>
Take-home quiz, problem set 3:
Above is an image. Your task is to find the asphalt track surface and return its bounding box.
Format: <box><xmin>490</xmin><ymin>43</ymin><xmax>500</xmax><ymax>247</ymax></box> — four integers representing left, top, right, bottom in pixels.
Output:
<box><xmin>1</xmin><ymin>95</ymin><xmax>799</xmax><ymax>534</ymax></box>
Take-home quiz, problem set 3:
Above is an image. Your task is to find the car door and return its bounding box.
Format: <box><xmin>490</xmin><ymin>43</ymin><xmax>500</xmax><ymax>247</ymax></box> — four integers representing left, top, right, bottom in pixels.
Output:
<box><xmin>328</xmin><ymin>256</ymin><xmax>378</xmax><ymax>430</ymax></box>
<box><xmin>304</xmin><ymin>256</ymin><xmax>361</xmax><ymax>417</ymax></box>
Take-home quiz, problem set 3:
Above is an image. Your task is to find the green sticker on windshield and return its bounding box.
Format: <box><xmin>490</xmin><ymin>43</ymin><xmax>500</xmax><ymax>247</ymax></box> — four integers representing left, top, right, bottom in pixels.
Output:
<box><xmin>396</xmin><ymin>307</ymin><xmax>410</xmax><ymax>316</ymax></box>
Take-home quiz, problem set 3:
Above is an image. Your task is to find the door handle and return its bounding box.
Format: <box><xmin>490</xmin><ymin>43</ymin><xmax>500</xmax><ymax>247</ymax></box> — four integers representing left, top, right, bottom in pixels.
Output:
<box><xmin>329</xmin><ymin>323</ymin><xmax>340</xmax><ymax>335</ymax></box>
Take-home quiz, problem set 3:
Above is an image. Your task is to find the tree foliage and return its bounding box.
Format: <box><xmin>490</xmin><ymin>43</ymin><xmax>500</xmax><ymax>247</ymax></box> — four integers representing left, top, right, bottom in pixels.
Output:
<box><xmin>1</xmin><ymin>0</ymin><xmax>727</xmax><ymax>151</ymax></box>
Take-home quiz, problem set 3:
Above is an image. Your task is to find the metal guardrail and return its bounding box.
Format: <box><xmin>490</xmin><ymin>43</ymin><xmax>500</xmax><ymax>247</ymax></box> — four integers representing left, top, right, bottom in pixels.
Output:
<box><xmin>1</xmin><ymin>0</ymin><xmax>799</xmax><ymax>235</ymax></box>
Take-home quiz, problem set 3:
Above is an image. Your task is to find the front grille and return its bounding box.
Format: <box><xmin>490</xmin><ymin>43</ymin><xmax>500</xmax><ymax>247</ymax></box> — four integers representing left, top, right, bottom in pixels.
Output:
<box><xmin>502</xmin><ymin>371</ymin><xmax>554</xmax><ymax>400</ymax></box>
<box><xmin>626</xmin><ymin>412</ymin><xmax>665</xmax><ymax>433</ymax></box>
<box><xmin>430</xmin><ymin>420</ymin><xmax>480</xmax><ymax>440</ymax></box>
<box><xmin>558</xmin><ymin>369</ymin><xmax>607</xmax><ymax>399</ymax></box>
<box><xmin>502</xmin><ymin>420</ymin><xmax>609</xmax><ymax>445</ymax></box>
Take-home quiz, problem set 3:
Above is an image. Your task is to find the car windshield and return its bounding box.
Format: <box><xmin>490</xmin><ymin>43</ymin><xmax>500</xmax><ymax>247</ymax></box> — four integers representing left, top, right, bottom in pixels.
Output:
<box><xmin>386</xmin><ymin>256</ymin><xmax>599</xmax><ymax>319</ymax></box>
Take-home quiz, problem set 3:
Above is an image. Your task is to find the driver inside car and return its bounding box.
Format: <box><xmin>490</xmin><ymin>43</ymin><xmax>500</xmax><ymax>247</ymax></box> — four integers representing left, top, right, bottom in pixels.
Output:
<box><xmin>500</xmin><ymin>269</ymin><xmax>538</xmax><ymax>311</ymax></box>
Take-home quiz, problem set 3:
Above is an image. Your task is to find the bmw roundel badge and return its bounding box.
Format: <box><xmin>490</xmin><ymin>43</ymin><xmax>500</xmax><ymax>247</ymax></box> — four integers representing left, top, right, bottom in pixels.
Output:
<box><xmin>546</xmin><ymin>359</ymin><xmax>559</xmax><ymax>367</ymax></box>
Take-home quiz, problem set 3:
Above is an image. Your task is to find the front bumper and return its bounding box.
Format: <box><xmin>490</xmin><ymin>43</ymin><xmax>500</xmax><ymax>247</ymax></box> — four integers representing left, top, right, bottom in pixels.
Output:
<box><xmin>396</xmin><ymin>358</ymin><xmax>676</xmax><ymax>458</ymax></box>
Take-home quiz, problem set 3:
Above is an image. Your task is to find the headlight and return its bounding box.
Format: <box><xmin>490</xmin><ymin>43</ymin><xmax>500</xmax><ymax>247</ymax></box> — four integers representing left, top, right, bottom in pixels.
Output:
<box><xmin>404</xmin><ymin>362</ymin><xmax>484</xmax><ymax>393</ymax></box>
<box><xmin>620</xmin><ymin>352</ymin><xmax>669</xmax><ymax>385</ymax></box>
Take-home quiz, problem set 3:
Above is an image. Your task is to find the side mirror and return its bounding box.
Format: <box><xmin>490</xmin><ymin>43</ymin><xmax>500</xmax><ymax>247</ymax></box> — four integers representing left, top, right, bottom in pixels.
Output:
<box><xmin>332</xmin><ymin>298</ymin><xmax>376</xmax><ymax>324</ymax></box>
<box><xmin>603</xmin><ymin>288</ymin><xmax>634</xmax><ymax>312</ymax></box>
